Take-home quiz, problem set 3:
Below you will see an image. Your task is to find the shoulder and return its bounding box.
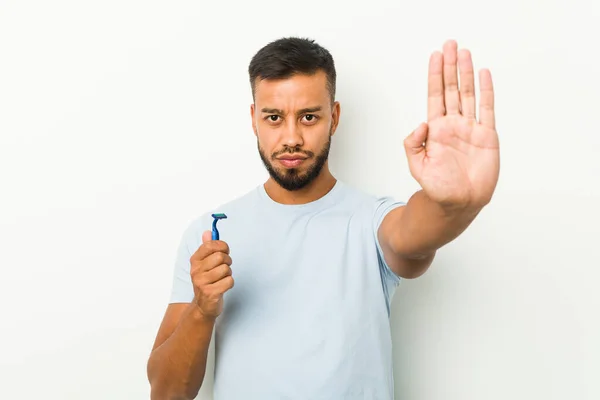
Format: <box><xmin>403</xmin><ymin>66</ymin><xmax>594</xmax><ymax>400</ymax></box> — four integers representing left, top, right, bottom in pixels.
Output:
<box><xmin>337</xmin><ymin>181</ymin><xmax>404</xmax><ymax>216</ymax></box>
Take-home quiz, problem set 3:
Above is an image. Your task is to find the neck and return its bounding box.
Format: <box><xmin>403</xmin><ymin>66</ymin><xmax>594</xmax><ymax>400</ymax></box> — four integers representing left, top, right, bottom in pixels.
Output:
<box><xmin>263</xmin><ymin>165</ymin><xmax>337</xmax><ymax>205</ymax></box>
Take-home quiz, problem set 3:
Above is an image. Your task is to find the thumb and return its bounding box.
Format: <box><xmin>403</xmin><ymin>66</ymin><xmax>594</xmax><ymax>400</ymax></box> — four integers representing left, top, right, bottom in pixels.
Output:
<box><xmin>403</xmin><ymin>122</ymin><xmax>429</xmax><ymax>156</ymax></box>
<box><xmin>202</xmin><ymin>230</ymin><xmax>212</xmax><ymax>243</ymax></box>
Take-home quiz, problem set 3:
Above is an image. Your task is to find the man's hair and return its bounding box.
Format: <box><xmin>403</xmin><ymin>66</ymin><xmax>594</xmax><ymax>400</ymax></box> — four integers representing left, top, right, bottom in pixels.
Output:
<box><xmin>248</xmin><ymin>37</ymin><xmax>336</xmax><ymax>104</ymax></box>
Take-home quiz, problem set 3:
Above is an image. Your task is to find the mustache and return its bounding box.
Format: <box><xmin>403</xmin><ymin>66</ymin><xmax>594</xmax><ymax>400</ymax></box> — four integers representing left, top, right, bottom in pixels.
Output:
<box><xmin>271</xmin><ymin>147</ymin><xmax>315</xmax><ymax>159</ymax></box>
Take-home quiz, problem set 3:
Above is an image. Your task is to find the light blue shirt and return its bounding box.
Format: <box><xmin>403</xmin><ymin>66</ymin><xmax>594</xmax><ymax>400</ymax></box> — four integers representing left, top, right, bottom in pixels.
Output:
<box><xmin>169</xmin><ymin>180</ymin><xmax>405</xmax><ymax>399</ymax></box>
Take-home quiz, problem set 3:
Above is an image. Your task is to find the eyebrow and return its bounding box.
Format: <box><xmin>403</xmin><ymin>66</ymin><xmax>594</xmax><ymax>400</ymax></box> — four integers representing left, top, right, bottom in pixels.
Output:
<box><xmin>261</xmin><ymin>106</ymin><xmax>323</xmax><ymax>116</ymax></box>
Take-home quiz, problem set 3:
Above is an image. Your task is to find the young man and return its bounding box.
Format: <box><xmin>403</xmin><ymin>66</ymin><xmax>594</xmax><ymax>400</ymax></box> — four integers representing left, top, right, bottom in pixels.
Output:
<box><xmin>147</xmin><ymin>37</ymin><xmax>499</xmax><ymax>399</ymax></box>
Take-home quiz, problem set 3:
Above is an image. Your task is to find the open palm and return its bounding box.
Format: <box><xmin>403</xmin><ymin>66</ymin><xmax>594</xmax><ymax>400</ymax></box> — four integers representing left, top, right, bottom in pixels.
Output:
<box><xmin>404</xmin><ymin>40</ymin><xmax>500</xmax><ymax>210</ymax></box>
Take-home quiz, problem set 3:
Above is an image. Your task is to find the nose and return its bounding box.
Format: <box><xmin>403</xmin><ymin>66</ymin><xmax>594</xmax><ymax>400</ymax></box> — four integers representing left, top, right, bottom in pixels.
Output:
<box><xmin>281</xmin><ymin>120</ymin><xmax>304</xmax><ymax>148</ymax></box>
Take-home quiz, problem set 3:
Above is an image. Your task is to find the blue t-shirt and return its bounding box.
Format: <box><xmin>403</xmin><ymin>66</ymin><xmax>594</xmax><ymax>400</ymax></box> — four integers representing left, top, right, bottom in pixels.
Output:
<box><xmin>169</xmin><ymin>180</ymin><xmax>405</xmax><ymax>399</ymax></box>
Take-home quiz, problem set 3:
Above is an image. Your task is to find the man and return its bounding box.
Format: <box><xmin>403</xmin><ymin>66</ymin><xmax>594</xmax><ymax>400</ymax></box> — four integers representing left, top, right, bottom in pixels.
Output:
<box><xmin>147</xmin><ymin>37</ymin><xmax>499</xmax><ymax>399</ymax></box>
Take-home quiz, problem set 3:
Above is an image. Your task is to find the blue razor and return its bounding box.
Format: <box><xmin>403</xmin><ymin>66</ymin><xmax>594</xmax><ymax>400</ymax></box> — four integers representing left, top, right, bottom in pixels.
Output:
<box><xmin>211</xmin><ymin>213</ymin><xmax>227</xmax><ymax>240</ymax></box>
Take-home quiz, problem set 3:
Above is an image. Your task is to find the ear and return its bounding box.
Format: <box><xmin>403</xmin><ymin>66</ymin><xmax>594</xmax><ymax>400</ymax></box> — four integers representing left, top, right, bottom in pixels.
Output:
<box><xmin>250</xmin><ymin>103</ymin><xmax>258</xmax><ymax>137</ymax></box>
<box><xmin>330</xmin><ymin>101</ymin><xmax>341</xmax><ymax>136</ymax></box>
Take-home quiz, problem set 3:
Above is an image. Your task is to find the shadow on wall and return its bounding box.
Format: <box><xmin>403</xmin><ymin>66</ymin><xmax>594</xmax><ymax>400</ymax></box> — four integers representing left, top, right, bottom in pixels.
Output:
<box><xmin>327</xmin><ymin>103</ymin><xmax>383</xmax><ymax>191</ymax></box>
<box><xmin>388</xmin><ymin>248</ymin><xmax>456</xmax><ymax>398</ymax></box>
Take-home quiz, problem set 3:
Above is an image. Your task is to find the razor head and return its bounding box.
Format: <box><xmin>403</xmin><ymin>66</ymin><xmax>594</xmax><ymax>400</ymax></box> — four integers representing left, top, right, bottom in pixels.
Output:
<box><xmin>211</xmin><ymin>213</ymin><xmax>227</xmax><ymax>241</ymax></box>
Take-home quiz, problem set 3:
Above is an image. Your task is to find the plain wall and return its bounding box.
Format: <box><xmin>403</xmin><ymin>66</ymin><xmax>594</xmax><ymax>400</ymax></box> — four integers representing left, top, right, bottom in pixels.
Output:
<box><xmin>1</xmin><ymin>0</ymin><xmax>598</xmax><ymax>399</ymax></box>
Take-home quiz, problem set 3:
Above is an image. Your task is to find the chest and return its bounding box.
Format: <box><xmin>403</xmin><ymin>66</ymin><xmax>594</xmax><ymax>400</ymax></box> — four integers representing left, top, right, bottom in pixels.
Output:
<box><xmin>218</xmin><ymin>211</ymin><xmax>382</xmax><ymax>318</ymax></box>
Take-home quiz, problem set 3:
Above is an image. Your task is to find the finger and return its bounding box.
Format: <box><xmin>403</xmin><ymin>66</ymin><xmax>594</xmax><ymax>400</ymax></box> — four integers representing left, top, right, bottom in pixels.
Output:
<box><xmin>458</xmin><ymin>49</ymin><xmax>476</xmax><ymax>119</ymax></box>
<box><xmin>442</xmin><ymin>40</ymin><xmax>460</xmax><ymax>114</ymax></box>
<box><xmin>191</xmin><ymin>230</ymin><xmax>219</xmax><ymax>262</ymax></box>
<box><xmin>427</xmin><ymin>51</ymin><xmax>445</xmax><ymax>121</ymax></box>
<box><xmin>191</xmin><ymin>239</ymin><xmax>230</xmax><ymax>263</ymax></box>
<box><xmin>193</xmin><ymin>251</ymin><xmax>232</xmax><ymax>274</ymax></box>
<box><xmin>403</xmin><ymin>123</ymin><xmax>429</xmax><ymax>156</ymax></box>
<box><xmin>478</xmin><ymin>69</ymin><xmax>495</xmax><ymax>129</ymax></box>
<box><xmin>210</xmin><ymin>275</ymin><xmax>234</xmax><ymax>293</ymax></box>
<box><xmin>201</xmin><ymin>263</ymin><xmax>232</xmax><ymax>285</ymax></box>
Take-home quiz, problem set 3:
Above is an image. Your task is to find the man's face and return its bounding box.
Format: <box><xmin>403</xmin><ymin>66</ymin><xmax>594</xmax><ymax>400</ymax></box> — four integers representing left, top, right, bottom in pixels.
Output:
<box><xmin>251</xmin><ymin>70</ymin><xmax>340</xmax><ymax>191</ymax></box>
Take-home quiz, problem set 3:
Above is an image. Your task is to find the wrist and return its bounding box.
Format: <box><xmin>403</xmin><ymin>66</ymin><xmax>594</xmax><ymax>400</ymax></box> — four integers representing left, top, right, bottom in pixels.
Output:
<box><xmin>187</xmin><ymin>302</ymin><xmax>217</xmax><ymax>325</ymax></box>
<box><xmin>420</xmin><ymin>191</ymin><xmax>482</xmax><ymax>220</ymax></box>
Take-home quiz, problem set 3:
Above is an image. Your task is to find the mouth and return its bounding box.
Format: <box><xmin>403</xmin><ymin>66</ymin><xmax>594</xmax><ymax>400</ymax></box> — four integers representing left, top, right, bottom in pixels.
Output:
<box><xmin>276</xmin><ymin>155</ymin><xmax>308</xmax><ymax>168</ymax></box>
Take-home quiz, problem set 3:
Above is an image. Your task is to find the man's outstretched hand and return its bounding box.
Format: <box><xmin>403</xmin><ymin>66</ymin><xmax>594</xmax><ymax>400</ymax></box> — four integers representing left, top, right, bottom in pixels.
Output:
<box><xmin>404</xmin><ymin>40</ymin><xmax>500</xmax><ymax>212</ymax></box>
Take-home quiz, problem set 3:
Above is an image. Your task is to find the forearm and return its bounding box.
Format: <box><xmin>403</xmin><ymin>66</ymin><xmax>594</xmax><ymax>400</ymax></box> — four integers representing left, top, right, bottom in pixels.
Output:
<box><xmin>147</xmin><ymin>303</ymin><xmax>215</xmax><ymax>400</ymax></box>
<box><xmin>391</xmin><ymin>189</ymin><xmax>481</xmax><ymax>257</ymax></box>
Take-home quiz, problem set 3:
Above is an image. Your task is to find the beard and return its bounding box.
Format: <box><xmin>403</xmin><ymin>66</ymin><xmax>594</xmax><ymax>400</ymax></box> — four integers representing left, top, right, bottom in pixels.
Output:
<box><xmin>258</xmin><ymin>132</ymin><xmax>331</xmax><ymax>191</ymax></box>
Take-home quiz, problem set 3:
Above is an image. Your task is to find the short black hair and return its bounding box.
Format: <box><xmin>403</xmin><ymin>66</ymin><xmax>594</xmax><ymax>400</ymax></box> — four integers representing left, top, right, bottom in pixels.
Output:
<box><xmin>248</xmin><ymin>37</ymin><xmax>336</xmax><ymax>104</ymax></box>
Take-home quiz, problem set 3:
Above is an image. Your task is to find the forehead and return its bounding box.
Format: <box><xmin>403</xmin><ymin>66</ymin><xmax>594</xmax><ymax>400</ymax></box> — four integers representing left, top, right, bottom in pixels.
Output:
<box><xmin>254</xmin><ymin>70</ymin><xmax>329</xmax><ymax>109</ymax></box>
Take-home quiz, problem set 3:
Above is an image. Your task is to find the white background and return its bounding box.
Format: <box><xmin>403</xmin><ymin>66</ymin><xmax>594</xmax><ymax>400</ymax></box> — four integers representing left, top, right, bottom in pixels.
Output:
<box><xmin>1</xmin><ymin>0</ymin><xmax>599</xmax><ymax>399</ymax></box>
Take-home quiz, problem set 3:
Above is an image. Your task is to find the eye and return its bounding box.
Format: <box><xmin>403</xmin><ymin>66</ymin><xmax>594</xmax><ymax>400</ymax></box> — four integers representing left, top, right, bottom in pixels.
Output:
<box><xmin>302</xmin><ymin>114</ymin><xmax>318</xmax><ymax>124</ymax></box>
<box><xmin>267</xmin><ymin>115</ymin><xmax>280</xmax><ymax>122</ymax></box>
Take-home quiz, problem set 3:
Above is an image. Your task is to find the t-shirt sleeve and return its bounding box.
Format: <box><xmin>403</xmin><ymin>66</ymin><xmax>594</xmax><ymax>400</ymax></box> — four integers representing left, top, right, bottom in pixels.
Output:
<box><xmin>169</xmin><ymin>217</ymin><xmax>204</xmax><ymax>304</ymax></box>
<box><xmin>372</xmin><ymin>196</ymin><xmax>406</xmax><ymax>312</ymax></box>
